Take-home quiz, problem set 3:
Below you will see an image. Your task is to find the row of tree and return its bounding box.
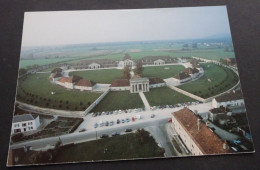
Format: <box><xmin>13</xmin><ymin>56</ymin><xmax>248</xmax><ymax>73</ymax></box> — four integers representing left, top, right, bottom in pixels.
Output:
<box><xmin>121</xmin><ymin>61</ymin><xmax>144</xmax><ymax>79</ymax></box>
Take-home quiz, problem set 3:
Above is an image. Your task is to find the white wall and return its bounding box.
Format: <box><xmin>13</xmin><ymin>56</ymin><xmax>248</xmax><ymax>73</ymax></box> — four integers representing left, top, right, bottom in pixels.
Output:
<box><xmin>110</xmin><ymin>86</ymin><xmax>130</xmax><ymax>91</ymax></box>
<box><xmin>12</xmin><ymin>116</ymin><xmax>40</xmax><ymax>134</ymax></box>
<box><xmin>149</xmin><ymin>83</ymin><xmax>166</xmax><ymax>88</ymax></box>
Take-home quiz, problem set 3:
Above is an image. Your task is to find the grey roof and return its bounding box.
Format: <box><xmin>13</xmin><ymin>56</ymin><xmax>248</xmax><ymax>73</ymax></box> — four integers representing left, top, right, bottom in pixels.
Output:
<box><xmin>215</xmin><ymin>90</ymin><xmax>243</xmax><ymax>102</ymax></box>
<box><xmin>13</xmin><ymin>114</ymin><xmax>38</xmax><ymax>123</ymax></box>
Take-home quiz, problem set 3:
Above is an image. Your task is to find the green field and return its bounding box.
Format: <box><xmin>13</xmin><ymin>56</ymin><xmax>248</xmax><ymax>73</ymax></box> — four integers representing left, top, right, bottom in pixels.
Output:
<box><xmin>178</xmin><ymin>63</ymin><xmax>239</xmax><ymax>98</ymax></box>
<box><xmin>92</xmin><ymin>91</ymin><xmax>144</xmax><ymax>112</ymax></box>
<box><xmin>144</xmin><ymin>86</ymin><xmax>195</xmax><ymax>106</ymax></box>
<box><xmin>53</xmin><ymin>132</ymin><xmax>163</xmax><ymax>162</ymax></box>
<box><xmin>16</xmin><ymin>73</ymin><xmax>101</xmax><ymax>111</ymax></box>
<box><xmin>69</xmin><ymin>69</ymin><xmax>122</xmax><ymax>84</ymax></box>
<box><xmin>143</xmin><ymin>65</ymin><xmax>184</xmax><ymax>79</ymax></box>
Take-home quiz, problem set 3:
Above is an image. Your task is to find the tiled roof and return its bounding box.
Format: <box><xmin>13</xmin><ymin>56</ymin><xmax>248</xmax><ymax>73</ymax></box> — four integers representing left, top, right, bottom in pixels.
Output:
<box><xmin>51</xmin><ymin>68</ymin><xmax>62</xmax><ymax>73</ymax></box>
<box><xmin>52</xmin><ymin>72</ymin><xmax>62</xmax><ymax>78</ymax></box>
<box><xmin>149</xmin><ymin>77</ymin><xmax>165</xmax><ymax>84</ymax></box>
<box><xmin>58</xmin><ymin>76</ymin><xmax>82</xmax><ymax>83</ymax></box>
<box><xmin>172</xmin><ymin>107</ymin><xmax>231</xmax><ymax>154</ymax></box>
<box><xmin>123</xmin><ymin>54</ymin><xmax>132</xmax><ymax>60</ymax></box>
<box><xmin>76</xmin><ymin>79</ymin><xmax>96</xmax><ymax>87</ymax></box>
<box><xmin>173</xmin><ymin>72</ymin><xmax>191</xmax><ymax>80</ymax></box>
<box><xmin>182</xmin><ymin>67</ymin><xmax>199</xmax><ymax>74</ymax></box>
<box><xmin>190</xmin><ymin>59</ymin><xmax>200</xmax><ymax>68</ymax></box>
<box><xmin>13</xmin><ymin>114</ymin><xmax>38</xmax><ymax>123</ymax></box>
<box><xmin>215</xmin><ymin>90</ymin><xmax>243</xmax><ymax>102</ymax></box>
<box><xmin>110</xmin><ymin>79</ymin><xmax>130</xmax><ymax>87</ymax></box>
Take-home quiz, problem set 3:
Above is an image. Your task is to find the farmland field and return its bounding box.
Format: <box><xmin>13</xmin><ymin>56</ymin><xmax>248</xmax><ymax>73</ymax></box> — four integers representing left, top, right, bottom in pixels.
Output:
<box><xmin>178</xmin><ymin>63</ymin><xmax>239</xmax><ymax>98</ymax></box>
<box><xmin>144</xmin><ymin>86</ymin><xmax>195</xmax><ymax>106</ymax></box>
<box><xmin>91</xmin><ymin>91</ymin><xmax>144</xmax><ymax>112</ymax></box>
<box><xmin>143</xmin><ymin>65</ymin><xmax>184</xmax><ymax>79</ymax></box>
<box><xmin>69</xmin><ymin>69</ymin><xmax>122</xmax><ymax>84</ymax></box>
<box><xmin>16</xmin><ymin>73</ymin><xmax>101</xmax><ymax>111</ymax></box>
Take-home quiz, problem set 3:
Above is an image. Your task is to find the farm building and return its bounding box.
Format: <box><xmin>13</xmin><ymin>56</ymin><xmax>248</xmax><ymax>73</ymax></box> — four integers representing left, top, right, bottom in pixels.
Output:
<box><xmin>212</xmin><ymin>90</ymin><xmax>245</xmax><ymax>108</ymax></box>
<box><xmin>12</xmin><ymin>114</ymin><xmax>40</xmax><ymax>134</ymax></box>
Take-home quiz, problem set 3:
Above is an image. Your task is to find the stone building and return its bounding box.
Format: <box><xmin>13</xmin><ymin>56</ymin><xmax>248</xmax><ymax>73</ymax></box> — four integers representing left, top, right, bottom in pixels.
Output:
<box><xmin>130</xmin><ymin>75</ymin><xmax>149</xmax><ymax>93</ymax></box>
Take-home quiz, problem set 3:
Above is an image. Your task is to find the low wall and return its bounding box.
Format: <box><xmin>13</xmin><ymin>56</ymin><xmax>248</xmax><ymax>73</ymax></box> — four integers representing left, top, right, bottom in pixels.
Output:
<box><xmin>84</xmin><ymin>89</ymin><xmax>110</xmax><ymax>114</ymax></box>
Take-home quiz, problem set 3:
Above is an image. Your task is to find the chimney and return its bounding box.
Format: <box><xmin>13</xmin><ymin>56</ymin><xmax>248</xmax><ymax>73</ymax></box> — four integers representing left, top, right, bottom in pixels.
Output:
<box><xmin>197</xmin><ymin>118</ymin><xmax>201</xmax><ymax>131</ymax></box>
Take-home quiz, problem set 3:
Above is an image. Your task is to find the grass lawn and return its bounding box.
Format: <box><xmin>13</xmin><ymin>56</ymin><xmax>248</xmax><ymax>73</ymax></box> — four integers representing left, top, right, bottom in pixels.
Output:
<box><xmin>69</xmin><ymin>69</ymin><xmax>122</xmax><ymax>84</ymax></box>
<box><xmin>178</xmin><ymin>63</ymin><xmax>239</xmax><ymax>98</ymax></box>
<box><xmin>92</xmin><ymin>91</ymin><xmax>144</xmax><ymax>112</ymax></box>
<box><xmin>16</xmin><ymin>73</ymin><xmax>101</xmax><ymax>111</ymax></box>
<box><xmin>144</xmin><ymin>87</ymin><xmax>195</xmax><ymax>106</ymax></box>
<box><xmin>53</xmin><ymin>132</ymin><xmax>163</xmax><ymax>162</ymax></box>
<box><xmin>143</xmin><ymin>65</ymin><xmax>184</xmax><ymax>79</ymax></box>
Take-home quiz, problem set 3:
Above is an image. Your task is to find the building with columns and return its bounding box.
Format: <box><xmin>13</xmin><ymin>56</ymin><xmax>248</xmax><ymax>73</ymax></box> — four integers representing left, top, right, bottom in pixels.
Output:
<box><xmin>130</xmin><ymin>76</ymin><xmax>149</xmax><ymax>93</ymax></box>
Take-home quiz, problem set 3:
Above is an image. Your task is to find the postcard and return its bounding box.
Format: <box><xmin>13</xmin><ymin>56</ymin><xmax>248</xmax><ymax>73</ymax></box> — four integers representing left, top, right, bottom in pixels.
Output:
<box><xmin>7</xmin><ymin>6</ymin><xmax>254</xmax><ymax>166</ymax></box>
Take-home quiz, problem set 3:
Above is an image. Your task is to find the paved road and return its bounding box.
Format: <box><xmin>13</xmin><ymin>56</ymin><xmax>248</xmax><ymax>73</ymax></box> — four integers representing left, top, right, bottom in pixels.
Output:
<box><xmin>139</xmin><ymin>92</ymin><xmax>151</xmax><ymax>111</ymax></box>
<box><xmin>10</xmin><ymin>103</ymin><xmax>212</xmax><ymax>150</ymax></box>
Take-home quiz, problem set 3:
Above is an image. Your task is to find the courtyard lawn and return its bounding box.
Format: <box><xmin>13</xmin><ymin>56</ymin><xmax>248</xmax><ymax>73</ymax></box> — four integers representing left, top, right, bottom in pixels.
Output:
<box><xmin>53</xmin><ymin>132</ymin><xmax>163</xmax><ymax>162</ymax></box>
<box><xmin>144</xmin><ymin>86</ymin><xmax>195</xmax><ymax>106</ymax></box>
<box><xmin>178</xmin><ymin>63</ymin><xmax>239</xmax><ymax>98</ymax></box>
<box><xmin>92</xmin><ymin>91</ymin><xmax>144</xmax><ymax>112</ymax></box>
<box><xmin>69</xmin><ymin>69</ymin><xmax>122</xmax><ymax>84</ymax></box>
<box><xmin>142</xmin><ymin>65</ymin><xmax>185</xmax><ymax>79</ymax></box>
<box><xmin>16</xmin><ymin>73</ymin><xmax>101</xmax><ymax>111</ymax></box>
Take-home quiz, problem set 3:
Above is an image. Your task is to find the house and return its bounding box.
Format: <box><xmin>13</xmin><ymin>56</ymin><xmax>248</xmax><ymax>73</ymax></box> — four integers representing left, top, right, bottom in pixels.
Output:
<box><xmin>208</xmin><ymin>106</ymin><xmax>232</xmax><ymax>122</ymax></box>
<box><xmin>139</xmin><ymin>56</ymin><xmax>176</xmax><ymax>65</ymax></box>
<box><xmin>178</xmin><ymin>56</ymin><xmax>187</xmax><ymax>63</ymax></box>
<box><xmin>220</xmin><ymin>58</ymin><xmax>236</xmax><ymax>66</ymax></box>
<box><xmin>172</xmin><ymin>72</ymin><xmax>192</xmax><ymax>83</ymax></box>
<box><xmin>212</xmin><ymin>90</ymin><xmax>245</xmax><ymax>108</ymax></box>
<box><xmin>74</xmin><ymin>79</ymin><xmax>96</xmax><ymax>91</ymax></box>
<box><xmin>171</xmin><ymin>107</ymin><xmax>232</xmax><ymax>155</ymax></box>
<box><xmin>12</xmin><ymin>114</ymin><xmax>40</xmax><ymax>134</ymax></box>
<box><xmin>110</xmin><ymin>79</ymin><xmax>130</xmax><ymax>91</ymax></box>
<box><xmin>149</xmin><ymin>77</ymin><xmax>165</xmax><ymax>88</ymax></box>
<box><xmin>56</xmin><ymin>75</ymin><xmax>82</xmax><ymax>89</ymax></box>
<box><xmin>118</xmin><ymin>54</ymin><xmax>135</xmax><ymax>67</ymax></box>
<box><xmin>190</xmin><ymin>59</ymin><xmax>200</xmax><ymax>70</ymax></box>
<box><xmin>49</xmin><ymin>72</ymin><xmax>63</xmax><ymax>82</ymax></box>
<box><xmin>74</xmin><ymin>59</ymin><xmax>117</xmax><ymax>69</ymax></box>
<box><xmin>130</xmin><ymin>75</ymin><xmax>149</xmax><ymax>93</ymax></box>
<box><xmin>182</xmin><ymin>67</ymin><xmax>200</xmax><ymax>79</ymax></box>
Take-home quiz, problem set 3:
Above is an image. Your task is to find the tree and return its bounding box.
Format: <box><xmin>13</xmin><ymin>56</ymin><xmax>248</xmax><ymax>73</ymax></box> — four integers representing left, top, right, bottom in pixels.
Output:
<box><xmin>122</xmin><ymin>65</ymin><xmax>131</xmax><ymax>79</ymax></box>
<box><xmin>18</xmin><ymin>68</ymin><xmax>27</xmax><ymax>76</ymax></box>
<box><xmin>134</xmin><ymin>60</ymin><xmax>143</xmax><ymax>76</ymax></box>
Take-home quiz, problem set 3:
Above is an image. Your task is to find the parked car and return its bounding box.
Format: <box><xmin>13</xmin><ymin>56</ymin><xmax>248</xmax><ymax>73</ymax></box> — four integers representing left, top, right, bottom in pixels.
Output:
<box><xmin>168</xmin><ymin>118</ymin><xmax>172</xmax><ymax>122</ymax></box>
<box><xmin>105</xmin><ymin>121</ymin><xmax>109</xmax><ymax>126</ymax></box>
<box><xmin>125</xmin><ymin>129</ymin><xmax>132</xmax><ymax>133</ymax></box>
<box><xmin>151</xmin><ymin>114</ymin><xmax>155</xmax><ymax>118</ymax></box>
<box><xmin>117</xmin><ymin>119</ymin><xmax>120</xmax><ymax>124</ymax></box>
<box><xmin>109</xmin><ymin>121</ymin><xmax>114</xmax><ymax>126</ymax></box>
<box><xmin>124</xmin><ymin>109</ymin><xmax>127</xmax><ymax>113</ymax></box>
<box><xmin>112</xmin><ymin>132</ymin><xmax>120</xmax><ymax>136</ymax></box>
<box><xmin>94</xmin><ymin>123</ymin><xmax>98</xmax><ymax>128</ymax></box>
<box><xmin>121</xmin><ymin>119</ymin><xmax>125</xmax><ymax>123</ymax></box>
<box><xmin>100</xmin><ymin>134</ymin><xmax>109</xmax><ymax>138</ymax></box>
<box><xmin>132</xmin><ymin>117</ymin><xmax>135</xmax><ymax>122</ymax></box>
<box><xmin>79</xmin><ymin>128</ymin><xmax>86</xmax><ymax>132</ymax></box>
<box><xmin>126</xmin><ymin>118</ymin><xmax>130</xmax><ymax>123</ymax></box>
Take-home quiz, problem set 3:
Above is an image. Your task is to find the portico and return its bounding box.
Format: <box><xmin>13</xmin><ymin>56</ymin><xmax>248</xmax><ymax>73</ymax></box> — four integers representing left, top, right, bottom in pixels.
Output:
<box><xmin>130</xmin><ymin>77</ymin><xmax>149</xmax><ymax>93</ymax></box>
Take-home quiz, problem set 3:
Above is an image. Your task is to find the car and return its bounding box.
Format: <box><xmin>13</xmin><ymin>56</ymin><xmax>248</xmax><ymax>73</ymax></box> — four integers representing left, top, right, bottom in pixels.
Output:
<box><xmin>168</xmin><ymin>118</ymin><xmax>172</xmax><ymax>122</ymax></box>
<box><xmin>100</xmin><ymin>134</ymin><xmax>109</xmax><ymax>138</ymax></box>
<box><xmin>94</xmin><ymin>123</ymin><xmax>98</xmax><ymax>128</ymax></box>
<box><xmin>124</xmin><ymin>109</ymin><xmax>127</xmax><ymax>113</ymax></box>
<box><xmin>98</xmin><ymin>112</ymin><xmax>102</xmax><ymax>116</ymax></box>
<box><xmin>112</xmin><ymin>132</ymin><xmax>120</xmax><ymax>136</ymax></box>
<box><xmin>121</xmin><ymin>119</ymin><xmax>125</xmax><ymax>123</ymax></box>
<box><xmin>117</xmin><ymin>119</ymin><xmax>120</xmax><ymax>124</ymax></box>
<box><xmin>118</xmin><ymin>110</ymin><xmax>122</xmax><ymax>114</ymax></box>
<box><xmin>231</xmin><ymin>146</ymin><xmax>239</xmax><ymax>152</ymax></box>
<box><xmin>109</xmin><ymin>111</ymin><xmax>113</xmax><ymax>115</ymax></box>
<box><xmin>151</xmin><ymin>114</ymin><xmax>155</xmax><ymax>118</ymax></box>
<box><xmin>134</xmin><ymin>108</ymin><xmax>138</xmax><ymax>113</ymax></box>
<box><xmin>79</xmin><ymin>128</ymin><xmax>86</xmax><ymax>132</ymax></box>
<box><xmin>106</xmin><ymin>112</ymin><xmax>109</xmax><ymax>115</ymax></box>
<box><xmin>114</xmin><ymin>110</ymin><xmax>118</xmax><ymax>115</ymax></box>
<box><xmin>132</xmin><ymin>117</ymin><xmax>135</xmax><ymax>122</ymax></box>
<box><xmin>125</xmin><ymin>129</ymin><xmax>132</xmax><ymax>133</ymax></box>
<box><xmin>105</xmin><ymin>121</ymin><xmax>109</xmax><ymax>126</ymax></box>
<box><xmin>109</xmin><ymin>121</ymin><xmax>114</xmax><ymax>126</ymax></box>
<box><xmin>233</xmin><ymin>140</ymin><xmax>242</xmax><ymax>145</ymax></box>
<box><xmin>126</xmin><ymin>118</ymin><xmax>130</xmax><ymax>123</ymax></box>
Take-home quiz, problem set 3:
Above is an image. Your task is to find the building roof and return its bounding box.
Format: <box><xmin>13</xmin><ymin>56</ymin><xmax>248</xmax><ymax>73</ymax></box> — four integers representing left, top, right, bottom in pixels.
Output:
<box><xmin>130</xmin><ymin>75</ymin><xmax>149</xmax><ymax>82</ymax></box>
<box><xmin>140</xmin><ymin>56</ymin><xmax>175</xmax><ymax>62</ymax></box>
<box><xmin>215</xmin><ymin>90</ymin><xmax>243</xmax><ymax>102</ymax></box>
<box><xmin>149</xmin><ymin>77</ymin><xmax>165</xmax><ymax>84</ymax></box>
<box><xmin>190</xmin><ymin>59</ymin><xmax>200</xmax><ymax>68</ymax></box>
<box><xmin>13</xmin><ymin>114</ymin><xmax>38</xmax><ymax>123</ymax></box>
<box><xmin>123</xmin><ymin>53</ymin><xmax>132</xmax><ymax>60</ymax></box>
<box><xmin>76</xmin><ymin>79</ymin><xmax>96</xmax><ymax>87</ymax></box>
<box><xmin>58</xmin><ymin>76</ymin><xmax>82</xmax><ymax>83</ymax></box>
<box><xmin>52</xmin><ymin>72</ymin><xmax>63</xmax><ymax>78</ymax></box>
<box><xmin>173</xmin><ymin>72</ymin><xmax>191</xmax><ymax>80</ymax></box>
<box><xmin>51</xmin><ymin>68</ymin><xmax>62</xmax><ymax>73</ymax></box>
<box><xmin>110</xmin><ymin>79</ymin><xmax>130</xmax><ymax>87</ymax></box>
<box><xmin>172</xmin><ymin>107</ymin><xmax>231</xmax><ymax>154</ymax></box>
<box><xmin>77</xmin><ymin>59</ymin><xmax>116</xmax><ymax>66</ymax></box>
<box><xmin>182</xmin><ymin>67</ymin><xmax>199</xmax><ymax>74</ymax></box>
<box><xmin>209</xmin><ymin>106</ymin><xmax>231</xmax><ymax>114</ymax></box>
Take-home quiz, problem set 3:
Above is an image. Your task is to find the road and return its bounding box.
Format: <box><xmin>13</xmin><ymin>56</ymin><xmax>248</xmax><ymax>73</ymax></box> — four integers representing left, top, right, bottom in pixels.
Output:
<box><xmin>10</xmin><ymin>103</ymin><xmax>212</xmax><ymax>150</ymax></box>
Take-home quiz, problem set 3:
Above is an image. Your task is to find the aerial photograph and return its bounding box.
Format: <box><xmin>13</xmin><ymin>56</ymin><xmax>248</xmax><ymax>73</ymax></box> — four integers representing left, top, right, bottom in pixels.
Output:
<box><xmin>7</xmin><ymin>6</ymin><xmax>254</xmax><ymax>166</ymax></box>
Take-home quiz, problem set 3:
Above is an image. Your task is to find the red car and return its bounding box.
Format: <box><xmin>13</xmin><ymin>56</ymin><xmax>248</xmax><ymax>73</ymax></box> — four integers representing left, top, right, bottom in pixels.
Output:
<box><xmin>168</xmin><ymin>118</ymin><xmax>172</xmax><ymax>122</ymax></box>
<box><xmin>132</xmin><ymin>117</ymin><xmax>135</xmax><ymax>122</ymax></box>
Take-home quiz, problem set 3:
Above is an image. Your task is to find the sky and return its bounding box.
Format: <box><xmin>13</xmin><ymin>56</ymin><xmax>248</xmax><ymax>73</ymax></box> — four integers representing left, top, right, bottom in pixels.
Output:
<box><xmin>22</xmin><ymin>6</ymin><xmax>231</xmax><ymax>47</ymax></box>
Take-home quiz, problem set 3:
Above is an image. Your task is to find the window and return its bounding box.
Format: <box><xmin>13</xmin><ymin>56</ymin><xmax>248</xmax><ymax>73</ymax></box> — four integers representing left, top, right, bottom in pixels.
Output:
<box><xmin>22</xmin><ymin>123</ymin><xmax>26</xmax><ymax>127</ymax></box>
<box><xmin>14</xmin><ymin>124</ymin><xmax>19</xmax><ymax>128</ymax></box>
